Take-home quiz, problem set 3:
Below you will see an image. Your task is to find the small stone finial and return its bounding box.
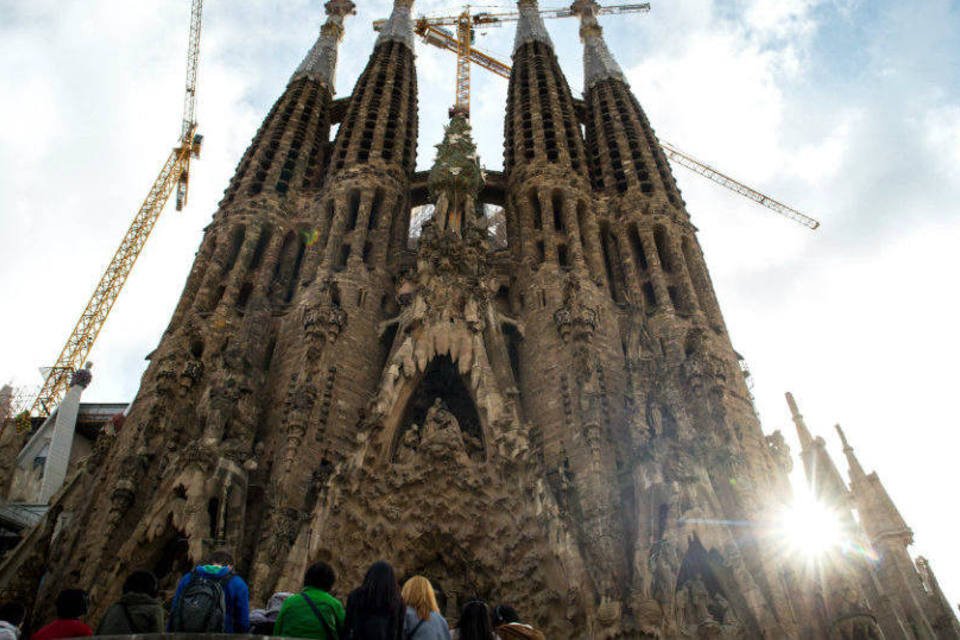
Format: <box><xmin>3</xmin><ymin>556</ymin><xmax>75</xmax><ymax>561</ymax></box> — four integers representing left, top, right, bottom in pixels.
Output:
<box><xmin>835</xmin><ymin>423</ymin><xmax>868</xmax><ymax>482</ymax></box>
<box><xmin>571</xmin><ymin>0</ymin><xmax>626</xmax><ymax>89</ymax></box>
<box><xmin>69</xmin><ymin>362</ymin><xmax>93</xmax><ymax>389</ymax></box>
<box><xmin>291</xmin><ymin>0</ymin><xmax>357</xmax><ymax>89</ymax></box>
<box><xmin>514</xmin><ymin>0</ymin><xmax>554</xmax><ymax>53</ymax></box>
<box><xmin>377</xmin><ymin>0</ymin><xmax>415</xmax><ymax>49</ymax></box>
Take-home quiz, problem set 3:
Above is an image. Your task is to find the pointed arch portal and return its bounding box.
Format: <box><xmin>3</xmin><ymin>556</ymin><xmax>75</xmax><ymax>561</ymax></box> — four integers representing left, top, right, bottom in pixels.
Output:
<box><xmin>391</xmin><ymin>355</ymin><xmax>484</xmax><ymax>461</ymax></box>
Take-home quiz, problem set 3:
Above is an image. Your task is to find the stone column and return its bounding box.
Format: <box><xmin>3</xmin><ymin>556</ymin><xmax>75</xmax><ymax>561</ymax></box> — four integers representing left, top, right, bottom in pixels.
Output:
<box><xmin>39</xmin><ymin>364</ymin><xmax>92</xmax><ymax>503</ymax></box>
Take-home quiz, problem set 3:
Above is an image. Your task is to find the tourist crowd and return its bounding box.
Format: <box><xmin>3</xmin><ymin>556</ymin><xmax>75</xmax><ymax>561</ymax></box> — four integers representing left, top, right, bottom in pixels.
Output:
<box><xmin>0</xmin><ymin>550</ymin><xmax>545</xmax><ymax>640</ymax></box>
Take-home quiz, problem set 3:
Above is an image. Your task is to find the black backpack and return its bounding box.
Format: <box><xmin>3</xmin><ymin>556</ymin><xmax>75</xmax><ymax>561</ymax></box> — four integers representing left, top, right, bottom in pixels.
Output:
<box><xmin>171</xmin><ymin>569</ymin><xmax>233</xmax><ymax>633</ymax></box>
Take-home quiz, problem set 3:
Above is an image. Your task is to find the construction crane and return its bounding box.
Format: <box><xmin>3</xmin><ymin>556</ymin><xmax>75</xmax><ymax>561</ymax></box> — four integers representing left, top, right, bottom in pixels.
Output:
<box><xmin>21</xmin><ymin>0</ymin><xmax>205</xmax><ymax>421</ymax></box>
<box><xmin>375</xmin><ymin>4</ymin><xmax>820</xmax><ymax>230</ymax></box>
<box><xmin>375</xmin><ymin>3</ymin><xmax>651</xmax><ymax>117</ymax></box>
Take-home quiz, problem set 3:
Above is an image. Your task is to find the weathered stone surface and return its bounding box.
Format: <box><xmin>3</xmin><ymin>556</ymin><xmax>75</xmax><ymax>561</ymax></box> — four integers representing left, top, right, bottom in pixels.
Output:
<box><xmin>0</xmin><ymin>2</ymin><xmax>955</xmax><ymax>638</ymax></box>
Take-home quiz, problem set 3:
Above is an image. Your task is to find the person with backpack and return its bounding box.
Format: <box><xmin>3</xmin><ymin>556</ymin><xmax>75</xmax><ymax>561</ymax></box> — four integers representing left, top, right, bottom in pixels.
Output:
<box><xmin>490</xmin><ymin>604</ymin><xmax>544</xmax><ymax>640</ymax></box>
<box><xmin>31</xmin><ymin>590</ymin><xmax>92</xmax><ymax>640</ymax></box>
<box><xmin>400</xmin><ymin>576</ymin><xmax>450</xmax><ymax>640</ymax></box>
<box><xmin>274</xmin><ymin>562</ymin><xmax>344</xmax><ymax>639</ymax></box>
<box><xmin>340</xmin><ymin>561</ymin><xmax>404</xmax><ymax>640</ymax></box>
<box><xmin>96</xmin><ymin>570</ymin><xmax>165</xmax><ymax>635</ymax></box>
<box><xmin>169</xmin><ymin>549</ymin><xmax>250</xmax><ymax>634</ymax></box>
<box><xmin>450</xmin><ymin>601</ymin><xmax>495</xmax><ymax>640</ymax></box>
<box><xmin>0</xmin><ymin>602</ymin><xmax>26</xmax><ymax>640</ymax></box>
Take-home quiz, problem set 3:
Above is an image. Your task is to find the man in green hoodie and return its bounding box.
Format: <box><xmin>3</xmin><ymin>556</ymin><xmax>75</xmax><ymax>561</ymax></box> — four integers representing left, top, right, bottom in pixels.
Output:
<box><xmin>274</xmin><ymin>561</ymin><xmax>345</xmax><ymax>639</ymax></box>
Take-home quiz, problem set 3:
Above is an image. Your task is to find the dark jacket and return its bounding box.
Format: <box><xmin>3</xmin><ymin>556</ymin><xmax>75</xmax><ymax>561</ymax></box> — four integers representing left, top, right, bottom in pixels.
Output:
<box><xmin>340</xmin><ymin>589</ymin><xmax>403</xmax><ymax>640</ymax></box>
<box><xmin>96</xmin><ymin>592</ymin><xmax>165</xmax><ymax>635</ymax></box>
<box><xmin>169</xmin><ymin>565</ymin><xmax>250</xmax><ymax>633</ymax></box>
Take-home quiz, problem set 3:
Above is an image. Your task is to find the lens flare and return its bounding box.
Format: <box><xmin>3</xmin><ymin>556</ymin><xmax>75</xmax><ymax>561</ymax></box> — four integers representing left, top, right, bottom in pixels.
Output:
<box><xmin>776</xmin><ymin>490</ymin><xmax>845</xmax><ymax>558</ymax></box>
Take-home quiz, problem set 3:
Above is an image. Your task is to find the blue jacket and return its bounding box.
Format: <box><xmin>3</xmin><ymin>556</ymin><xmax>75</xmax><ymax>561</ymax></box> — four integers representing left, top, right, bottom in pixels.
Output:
<box><xmin>169</xmin><ymin>565</ymin><xmax>250</xmax><ymax>633</ymax></box>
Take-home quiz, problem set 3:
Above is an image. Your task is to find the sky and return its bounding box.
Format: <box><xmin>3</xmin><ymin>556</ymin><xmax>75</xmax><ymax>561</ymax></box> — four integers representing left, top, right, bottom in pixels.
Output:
<box><xmin>1</xmin><ymin>0</ymin><xmax>958</xmax><ymax>610</ymax></box>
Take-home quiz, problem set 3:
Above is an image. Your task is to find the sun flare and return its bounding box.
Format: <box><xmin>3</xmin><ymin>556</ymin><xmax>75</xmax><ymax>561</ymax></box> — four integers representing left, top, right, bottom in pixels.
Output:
<box><xmin>776</xmin><ymin>491</ymin><xmax>846</xmax><ymax>559</ymax></box>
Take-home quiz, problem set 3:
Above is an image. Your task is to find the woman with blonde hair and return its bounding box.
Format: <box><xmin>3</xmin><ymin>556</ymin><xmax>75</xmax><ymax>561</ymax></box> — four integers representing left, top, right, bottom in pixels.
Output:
<box><xmin>401</xmin><ymin>576</ymin><xmax>451</xmax><ymax>640</ymax></box>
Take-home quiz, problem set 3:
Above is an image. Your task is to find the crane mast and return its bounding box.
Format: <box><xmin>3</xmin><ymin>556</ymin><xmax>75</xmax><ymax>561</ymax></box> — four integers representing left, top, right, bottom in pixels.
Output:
<box><xmin>23</xmin><ymin>0</ymin><xmax>204</xmax><ymax>421</ymax></box>
<box><xmin>377</xmin><ymin>3</ymin><xmax>819</xmax><ymax>229</ymax></box>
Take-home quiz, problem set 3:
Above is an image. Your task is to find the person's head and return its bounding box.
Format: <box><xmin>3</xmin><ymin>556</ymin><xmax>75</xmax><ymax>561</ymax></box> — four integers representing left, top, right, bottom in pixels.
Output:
<box><xmin>54</xmin><ymin>589</ymin><xmax>88</xmax><ymax>620</ymax></box>
<box><xmin>457</xmin><ymin>600</ymin><xmax>494</xmax><ymax>640</ymax></box>
<box><xmin>304</xmin><ymin>562</ymin><xmax>336</xmax><ymax>592</ymax></box>
<box><xmin>491</xmin><ymin>604</ymin><xmax>520</xmax><ymax>627</ymax></box>
<box><xmin>122</xmin><ymin>570</ymin><xmax>159</xmax><ymax>597</ymax></box>
<box><xmin>0</xmin><ymin>602</ymin><xmax>26</xmax><ymax>628</ymax></box>
<box><xmin>206</xmin><ymin>549</ymin><xmax>234</xmax><ymax>567</ymax></box>
<box><xmin>401</xmin><ymin>576</ymin><xmax>439</xmax><ymax>622</ymax></box>
<box><xmin>354</xmin><ymin>561</ymin><xmax>402</xmax><ymax>615</ymax></box>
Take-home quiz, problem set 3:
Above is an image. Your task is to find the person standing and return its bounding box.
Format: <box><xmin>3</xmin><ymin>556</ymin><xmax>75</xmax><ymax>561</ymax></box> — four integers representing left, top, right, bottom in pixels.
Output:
<box><xmin>169</xmin><ymin>549</ymin><xmax>250</xmax><ymax>633</ymax></box>
<box><xmin>96</xmin><ymin>570</ymin><xmax>165</xmax><ymax>635</ymax></box>
<box><xmin>490</xmin><ymin>604</ymin><xmax>544</xmax><ymax>640</ymax></box>
<box><xmin>341</xmin><ymin>561</ymin><xmax>404</xmax><ymax>640</ymax></box>
<box><xmin>274</xmin><ymin>562</ymin><xmax>345</xmax><ymax>639</ymax></box>
<box><xmin>400</xmin><ymin>577</ymin><xmax>450</xmax><ymax>640</ymax></box>
<box><xmin>450</xmin><ymin>601</ymin><xmax>495</xmax><ymax>640</ymax></box>
<box><xmin>31</xmin><ymin>590</ymin><xmax>92</xmax><ymax>640</ymax></box>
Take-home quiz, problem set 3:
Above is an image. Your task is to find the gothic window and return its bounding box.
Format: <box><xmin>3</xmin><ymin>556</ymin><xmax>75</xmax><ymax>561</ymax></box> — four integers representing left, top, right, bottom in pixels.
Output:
<box><xmin>629</xmin><ymin>225</ymin><xmax>648</xmax><ymax>271</ymax></box>
<box><xmin>557</xmin><ymin>243</ymin><xmax>571</xmax><ymax>269</ymax></box>
<box><xmin>224</xmin><ymin>226</ymin><xmax>247</xmax><ymax>275</ymax></box>
<box><xmin>190</xmin><ymin>339</ymin><xmax>204</xmax><ymax>359</ymax></box>
<box><xmin>551</xmin><ymin>191</ymin><xmax>565</xmax><ymax>231</ymax></box>
<box><xmin>368</xmin><ymin>189</ymin><xmax>384</xmax><ymax>231</ymax></box>
<box><xmin>335</xmin><ymin>244</ymin><xmax>351</xmax><ymax>271</ymax></box>
<box><xmin>642</xmin><ymin>281</ymin><xmax>657</xmax><ymax>311</ymax></box>
<box><xmin>346</xmin><ymin>191</ymin><xmax>361</xmax><ymax>231</ymax></box>
<box><xmin>654</xmin><ymin>224</ymin><xmax>676</xmax><ymax>273</ymax></box>
<box><xmin>502</xmin><ymin>323</ymin><xmax>522</xmax><ymax>386</ymax></box>
<box><xmin>249</xmin><ymin>227</ymin><xmax>272</xmax><ymax>272</ymax></box>
<box><xmin>536</xmin><ymin>241</ymin><xmax>545</xmax><ymax>265</ymax></box>
<box><xmin>529</xmin><ymin>190</ymin><xmax>543</xmax><ymax>230</ymax></box>
<box><xmin>236</xmin><ymin>281</ymin><xmax>253</xmax><ymax>313</ymax></box>
<box><xmin>362</xmin><ymin>241</ymin><xmax>373</xmax><ymax>266</ymax></box>
<box><xmin>262</xmin><ymin>336</ymin><xmax>277</xmax><ymax>372</ymax></box>
<box><xmin>600</xmin><ymin>223</ymin><xmax>625</xmax><ymax>304</ymax></box>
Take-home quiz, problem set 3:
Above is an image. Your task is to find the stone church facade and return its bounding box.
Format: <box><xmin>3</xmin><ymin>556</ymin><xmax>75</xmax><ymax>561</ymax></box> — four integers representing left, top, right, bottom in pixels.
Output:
<box><xmin>1</xmin><ymin>1</ymin><xmax>956</xmax><ymax>638</ymax></box>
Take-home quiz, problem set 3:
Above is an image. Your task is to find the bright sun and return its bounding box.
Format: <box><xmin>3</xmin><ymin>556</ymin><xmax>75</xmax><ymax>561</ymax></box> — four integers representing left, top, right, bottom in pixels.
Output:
<box><xmin>776</xmin><ymin>491</ymin><xmax>846</xmax><ymax>558</ymax></box>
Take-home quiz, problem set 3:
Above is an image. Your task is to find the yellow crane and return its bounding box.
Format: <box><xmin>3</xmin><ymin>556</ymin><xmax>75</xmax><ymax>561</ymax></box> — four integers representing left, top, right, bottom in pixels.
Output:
<box><xmin>376</xmin><ymin>3</ymin><xmax>820</xmax><ymax>230</ymax></box>
<box><xmin>22</xmin><ymin>0</ymin><xmax>205</xmax><ymax>421</ymax></box>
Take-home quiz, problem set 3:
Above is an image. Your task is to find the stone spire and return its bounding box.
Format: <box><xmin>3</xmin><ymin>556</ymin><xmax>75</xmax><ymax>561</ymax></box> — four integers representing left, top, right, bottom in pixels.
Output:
<box><xmin>377</xmin><ymin>0</ymin><xmax>415</xmax><ymax>49</ymax></box>
<box><xmin>836</xmin><ymin>424</ymin><xmax>911</xmax><ymax>544</ymax></box>
<box><xmin>835</xmin><ymin>423</ymin><xmax>867</xmax><ymax>482</ymax></box>
<box><xmin>785</xmin><ymin>391</ymin><xmax>814</xmax><ymax>450</ymax></box>
<box><xmin>785</xmin><ymin>392</ymin><xmax>849</xmax><ymax>506</ymax></box>
<box><xmin>291</xmin><ymin>0</ymin><xmax>356</xmax><ymax>91</ymax></box>
<box><xmin>427</xmin><ymin>114</ymin><xmax>483</xmax><ymax>237</ymax></box>
<box><xmin>571</xmin><ymin>0</ymin><xmax>626</xmax><ymax>89</ymax></box>
<box><xmin>514</xmin><ymin>0</ymin><xmax>554</xmax><ymax>52</ymax></box>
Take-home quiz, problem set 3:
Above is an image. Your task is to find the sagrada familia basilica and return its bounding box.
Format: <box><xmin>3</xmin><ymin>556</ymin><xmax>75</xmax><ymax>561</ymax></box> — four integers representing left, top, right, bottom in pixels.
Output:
<box><xmin>0</xmin><ymin>1</ymin><xmax>956</xmax><ymax>638</ymax></box>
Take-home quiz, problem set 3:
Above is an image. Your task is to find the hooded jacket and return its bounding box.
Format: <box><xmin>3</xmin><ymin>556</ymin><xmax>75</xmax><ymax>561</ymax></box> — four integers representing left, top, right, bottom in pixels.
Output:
<box><xmin>96</xmin><ymin>592</ymin><xmax>165</xmax><ymax>635</ymax></box>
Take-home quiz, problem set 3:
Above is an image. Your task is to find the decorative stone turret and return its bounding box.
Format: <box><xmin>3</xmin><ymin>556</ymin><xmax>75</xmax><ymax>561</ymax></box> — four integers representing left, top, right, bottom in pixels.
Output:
<box><xmin>38</xmin><ymin>363</ymin><xmax>92</xmax><ymax>503</ymax></box>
